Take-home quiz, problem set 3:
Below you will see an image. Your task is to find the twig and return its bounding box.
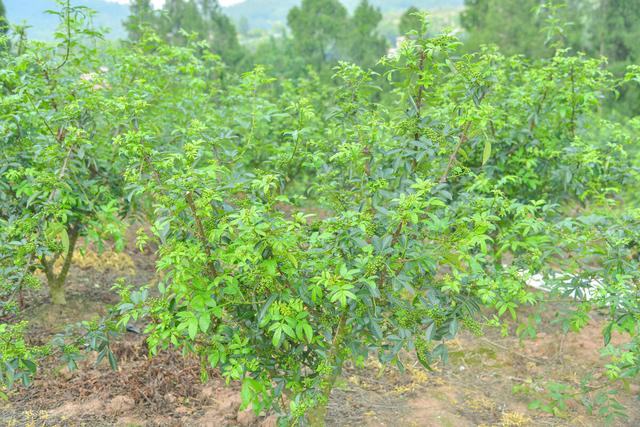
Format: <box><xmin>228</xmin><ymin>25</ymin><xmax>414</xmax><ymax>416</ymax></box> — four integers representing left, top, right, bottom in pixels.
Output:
<box><xmin>53</xmin><ymin>0</ymin><xmax>72</xmax><ymax>71</ymax></box>
<box><xmin>185</xmin><ymin>191</ymin><xmax>217</xmax><ymax>278</ymax></box>
<box><xmin>439</xmin><ymin>91</ymin><xmax>488</xmax><ymax>184</ymax></box>
<box><xmin>439</xmin><ymin>120</ymin><xmax>473</xmax><ymax>184</ymax></box>
<box><xmin>480</xmin><ymin>337</ymin><xmax>544</xmax><ymax>364</ymax></box>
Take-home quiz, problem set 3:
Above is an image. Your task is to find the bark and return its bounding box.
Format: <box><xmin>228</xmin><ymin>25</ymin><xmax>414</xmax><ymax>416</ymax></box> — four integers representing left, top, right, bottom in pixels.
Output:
<box><xmin>307</xmin><ymin>313</ymin><xmax>348</xmax><ymax>427</ymax></box>
<box><xmin>41</xmin><ymin>225</ymin><xmax>79</xmax><ymax>305</ymax></box>
<box><xmin>50</xmin><ymin>280</ymin><xmax>67</xmax><ymax>305</ymax></box>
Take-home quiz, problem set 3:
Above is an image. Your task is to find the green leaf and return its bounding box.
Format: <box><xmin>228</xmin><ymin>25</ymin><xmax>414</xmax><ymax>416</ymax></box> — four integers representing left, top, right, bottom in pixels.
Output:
<box><xmin>108</xmin><ymin>350</ymin><xmax>118</xmax><ymax>370</ymax></box>
<box><xmin>282</xmin><ymin>324</ymin><xmax>296</xmax><ymax>339</ymax></box>
<box><xmin>272</xmin><ymin>328</ymin><xmax>282</xmax><ymax>348</ymax></box>
<box><xmin>209</xmin><ymin>351</ymin><xmax>220</xmax><ymax>368</ymax></box>
<box><xmin>22</xmin><ymin>359</ymin><xmax>37</xmax><ymax>374</ymax></box>
<box><xmin>60</xmin><ymin>228</ymin><xmax>70</xmax><ymax>254</ymax></box>
<box><xmin>241</xmin><ymin>379</ymin><xmax>253</xmax><ymax>407</ymax></box>
<box><xmin>188</xmin><ymin>320</ymin><xmax>198</xmax><ymax>340</ymax></box>
<box><xmin>303</xmin><ymin>324</ymin><xmax>313</xmax><ymax>343</ymax></box>
<box><xmin>482</xmin><ymin>139</ymin><xmax>491</xmax><ymax>165</ymax></box>
<box><xmin>199</xmin><ymin>314</ymin><xmax>211</xmax><ymax>333</ymax></box>
<box><xmin>603</xmin><ymin>323</ymin><xmax>612</xmax><ymax>346</ymax></box>
<box><xmin>264</xmin><ymin>259</ymin><xmax>277</xmax><ymax>276</ymax></box>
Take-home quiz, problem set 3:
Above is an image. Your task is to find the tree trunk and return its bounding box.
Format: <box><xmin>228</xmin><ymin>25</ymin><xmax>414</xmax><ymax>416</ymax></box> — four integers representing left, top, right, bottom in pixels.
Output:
<box><xmin>42</xmin><ymin>225</ymin><xmax>79</xmax><ymax>305</ymax></box>
<box><xmin>306</xmin><ymin>371</ymin><xmax>338</xmax><ymax>427</ymax></box>
<box><xmin>307</xmin><ymin>399</ymin><xmax>329</xmax><ymax>427</ymax></box>
<box><xmin>306</xmin><ymin>312</ymin><xmax>348</xmax><ymax>426</ymax></box>
<box><xmin>50</xmin><ymin>280</ymin><xmax>67</xmax><ymax>305</ymax></box>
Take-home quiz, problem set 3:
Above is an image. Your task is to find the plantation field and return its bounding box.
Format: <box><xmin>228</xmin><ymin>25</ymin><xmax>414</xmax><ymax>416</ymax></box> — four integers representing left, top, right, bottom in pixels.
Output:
<box><xmin>2</xmin><ymin>1</ymin><xmax>640</xmax><ymax>426</ymax></box>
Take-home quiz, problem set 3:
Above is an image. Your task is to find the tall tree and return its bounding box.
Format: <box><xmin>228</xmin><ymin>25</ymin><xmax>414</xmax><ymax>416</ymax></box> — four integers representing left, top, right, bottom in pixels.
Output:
<box><xmin>596</xmin><ymin>0</ymin><xmax>640</xmax><ymax>69</ymax></box>
<box><xmin>595</xmin><ymin>0</ymin><xmax>640</xmax><ymax>114</ymax></box>
<box><xmin>287</xmin><ymin>0</ymin><xmax>349</xmax><ymax>70</ymax></box>
<box><xmin>0</xmin><ymin>0</ymin><xmax>8</xmax><ymax>53</ymax></box>
<box><xmin>0</xmin><ymin>0</ymin><xmax>7</xmax><ymax>35</ymax></box>
<box><xmin>123</xmin><ymin>0</ymin><xmax>156</xmax><ymax>42</ymax></box>
<box><xmin>461</xmin><ymin>0</ymin><xmax>550</xmax><ymax>57</ymax></box>
<box><xmin>398</xmin><ymin>6</ymin><xmax>422</xmax><ymax>36</ymax></box>
<box><xmin>153</xmin><ymin>0</ymin><xmax>243</xmax><ymax>64</ymax></box>
<box><xmin>460</xmin><ymin>0</ymin><xmax>587</xmax><ymax>57</ymax></box>
<box><xmin>347</xmin><ymin>0</ymin><xmax>387</xmax><ymax>66</ymax></box>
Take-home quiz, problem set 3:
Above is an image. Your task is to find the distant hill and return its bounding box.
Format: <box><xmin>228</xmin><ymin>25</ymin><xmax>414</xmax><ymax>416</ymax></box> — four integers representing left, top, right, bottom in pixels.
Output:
<box><xmin>225</xmin><ymin>0</ymin><xmax>464</xmax><ymax>30</ymax></box>
<box><xmin>4</xmin><ymin>0</ymin><xmax>128</xmax><ymax>41</ymax></box>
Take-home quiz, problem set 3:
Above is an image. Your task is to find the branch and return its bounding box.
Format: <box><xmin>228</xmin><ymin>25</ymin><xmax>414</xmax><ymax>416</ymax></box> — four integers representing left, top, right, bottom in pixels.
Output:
<box><xmin>53</xmin><ymin>0</ymin><xmax>72</xmax><ymax>71</ymax></box>
<box><xmin>414</xmin><ymin>49</ymin><xmax>427</xmax><ymax>141</ymax></box>
<box><xmin>185</xmin><ymin>191</ymin><xmax>217</xmax><ymax>278</ymax></box>
<box><xmin>55</xmin><ymin>225</ymin><xmax>80</xmax><ymax>286</ymax></box>
<box><xmin>439</xmin><ymin>120</ymin><xmax>473</xmax><ymax>184</ymax></box>
<box><xmin>439</xmin><ymin>91</ymin><xmax>488</xmax><ymax>184</ymax></box>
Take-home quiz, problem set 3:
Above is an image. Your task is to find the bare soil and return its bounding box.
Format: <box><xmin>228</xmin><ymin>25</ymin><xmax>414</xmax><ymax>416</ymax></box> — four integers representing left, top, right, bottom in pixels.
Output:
<box><xmin>2</xmin><ymin>238</ymin><xmax>639</xmax><ymax>427</ymax></box>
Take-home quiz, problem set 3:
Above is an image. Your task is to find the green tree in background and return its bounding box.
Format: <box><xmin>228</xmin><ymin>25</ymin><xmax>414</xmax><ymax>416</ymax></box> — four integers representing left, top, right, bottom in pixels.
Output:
<box><xmin>595</xmin><ymin>0</ymin><xmax>640</xmax><ymax>114</ymax></box>
<box><xmin>346</xmin><ymin>0</ymin><xmax>387</xmax><ymax>67</ymax></box>
<box><xmin>127</xmin><ymin>0</ymin><xmax>244</xmax><ymax>65</ymax></box>
<box><xmin>398</xmin><ymin>6</ymin><xmax>422</xmax><ymax>36</ymax></box>
<box><xmin>197</xmin><ymin>0</ymin><xmax>243</xmax><ymax>63</ymax></box>
<box><xmin>461</xmin><ymin>0</ymin><xmax>550</xmax><ymax>57</ymax></box>
<box><xmin>596</xmin><ymin>0</ymin><xmax>640</xmax><ymax>65</ymax></box>
<box><xmin>123</xmin><ymin>0</ymin><xmax>155</xmax><ymax>42</ymax></box>
<box><xmin>459</xmin><ymin>0</ymin><xmax>487</xmax><ymax>33</ymax></box>
<box><xmin>460</xmin><ymin>0</ymin><xmax>639</xmax><ymax>115</ymax></box>
<box><xmin>253</xmin><ymin>33</ymin><xmax>308</xmax><ymax>78</ymax></box>
<box><xmin>460</xmin><ymin>0</ymin><xmax>587</xmax><ymax>57</ymax></box>
<box><xmin>287</xmin><ymin>0</ymin><xmax>348</xmax><ymax>70</ymax></box>
<box><xmin>0</xmin><ymin>0</ymin><xmax>8</xmax><ymax>37</ymax></box>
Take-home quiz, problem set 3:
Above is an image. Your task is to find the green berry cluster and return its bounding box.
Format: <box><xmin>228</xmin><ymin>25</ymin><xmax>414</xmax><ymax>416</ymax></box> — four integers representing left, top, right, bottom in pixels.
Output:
<box><xmin>396</xmin><ymin>309</ymin><xmax>414</xmax><ymax>328</ymax></box>
<box><xmin>255</xmin><ymin>275</ymin><xmax>273</xmax><ymax>295</ymax></box>
<box><xmin>365</xmin><ymin>256</ymin><xmax>385</xmax><ymax>276</ymax></box>
<box><xmin>396</xmin><ymin>307</ymin><xmax>437</xmax><ymax>329</ymax></box>
<box><xmin>461</xmin><ymin>315</ymin><xmax>483</xmax><ymax>337</ymax></box>
<box><xmin>16</xmin><ymin>242</ymin><xmax>37</xmax><ymax>262</ymax></box>
<box><xmin>415</xmin><ymin>336</ymin><xmax>433</xmax><ymax>365</ymax></box>
<box><xmin>394</xmin><ymin>117</ymin><xmax>419</xmax><ymax>137</ymax></box>
<box><xmin>45</xmin><ymin>238</ymin><xmax>64</xmax><ymax>253</ymax></box>
<box><xmin>367</xmin><ymin>179</ymin><xmax>388</xmax><ymax>192</ymax></box>
<box><xmin>355</xmin><ymin>302</ymin><xmax>368</xmax><ymax>318</ymax></box>
<box><xmin>453</xmin><ymin>61</ymin><xmax>481</xmax><ymax>80</ymax></box>
<box><xmin>273</xmin><ymin>154</ymin><xmax>289</xmax><ymax>170</ymax></box>
<box><xmin>424</xmin><ymin>306</ymin><xmax>447</xmax><ymax>327</ymax></box>
<box><xmin>156</xmin><ymin>194</ymin><xmax>172</xmax><ymax>206</ymax></box>
<box><xmin>426</xmin><ymin>34</ymin><xmax>457</xmax><ymax>49</ymax></box>
<box><xmin>423</xmin><ymin>127</ymin><xmax>446</xmax><ymax>147</ymax></box>
<box><xmin>23</xmin><ymin>274</ymin><xmax>41</xmax><ymax>290</ymax></box>
<box><xmin>291</xmin><ymin>396</ymin><xmax>316</xmax><ymax>420</ymax></box>
<box><xmin>277</xmin><ymin>301</ymin><xmax>295</xmax><ymax>318</ymax></box>
<box><xmin>316</xmin><ymin>360</ymin><xmax>333</xmax><ymax>376</ymax></box>
<box><xmin>360</xmin><ymin>212</ymin><xmax>377</xmax><ymax>237</ymax></box>
<box><xmin>319</xmin><ymin>313</ymin><xmax>334</xmax><ymax>329</ymax></box>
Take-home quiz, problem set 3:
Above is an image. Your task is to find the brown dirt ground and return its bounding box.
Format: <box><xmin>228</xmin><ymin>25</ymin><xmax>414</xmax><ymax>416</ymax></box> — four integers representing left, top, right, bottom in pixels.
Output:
<box><xmin>2</xmin><ymin>237</ymin><xmax>639</xmax><ymax>427</ymax></box>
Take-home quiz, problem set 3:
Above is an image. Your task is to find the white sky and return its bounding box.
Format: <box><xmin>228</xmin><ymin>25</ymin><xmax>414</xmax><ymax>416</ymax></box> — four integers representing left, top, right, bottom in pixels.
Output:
<box><xmin>105</xmin><ymin>0</ymin><xmax>245</xmax><ymax>7</ymax></box>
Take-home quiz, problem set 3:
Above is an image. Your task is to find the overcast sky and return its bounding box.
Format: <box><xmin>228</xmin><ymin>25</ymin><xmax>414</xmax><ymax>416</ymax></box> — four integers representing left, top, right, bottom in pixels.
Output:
<box><xmin>105</xmin><ymin>0</ymin><xmax>245</xmax><ymax>7</ymax></box>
